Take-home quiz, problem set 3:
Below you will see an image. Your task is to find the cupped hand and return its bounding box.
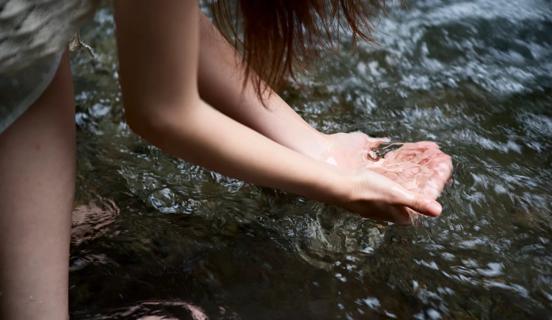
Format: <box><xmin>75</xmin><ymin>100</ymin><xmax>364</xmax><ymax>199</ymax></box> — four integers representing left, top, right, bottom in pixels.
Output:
<box><xmin>364</xmin><ymin>141</ymin><xmax>453</xmax><ymax>200</ymax></box>
<box><xmin>320</xmin><ymin>132</ymin><xmax>453</xmax><ymax>224</ymax></box>
<box><xmin>339</xmin><ymin>169</ymin><xmax>443</xmax><ymax>225</ymax></box>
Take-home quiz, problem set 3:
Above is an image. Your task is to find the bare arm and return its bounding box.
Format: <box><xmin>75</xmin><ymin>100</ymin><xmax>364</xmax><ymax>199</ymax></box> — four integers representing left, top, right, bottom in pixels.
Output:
<box><xmin>198</xmin><ymin>14</ymin><xmax>330</xmax><ymax>161</ymax></box>
<box><xmin>113</xmin><ymin>0</ymin><xmax>441</xmax><ymax>223</ymax></box>
<box><xmin>197</xmin><ymin>15</ymin><xmax>396</xmax><ymax>173</ymax></box>
<box><xmin>197</xmin><ymin>14</ymin><xmax>453</xmax><ymax>207</ymax></box>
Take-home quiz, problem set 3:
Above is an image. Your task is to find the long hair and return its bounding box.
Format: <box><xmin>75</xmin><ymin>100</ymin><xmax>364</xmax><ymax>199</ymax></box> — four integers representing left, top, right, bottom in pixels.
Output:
<box><xmin>211</xmin><ymin>0</ymin><xmax>386</xmax><ymax>102</ymax></box>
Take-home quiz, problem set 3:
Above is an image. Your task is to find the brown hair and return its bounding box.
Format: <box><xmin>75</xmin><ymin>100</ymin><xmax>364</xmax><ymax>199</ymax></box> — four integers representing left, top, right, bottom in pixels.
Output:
<box><xmin>211</xmin><ymin>0</ymin><xmax>386</xmax><ymax>102</ymax></box>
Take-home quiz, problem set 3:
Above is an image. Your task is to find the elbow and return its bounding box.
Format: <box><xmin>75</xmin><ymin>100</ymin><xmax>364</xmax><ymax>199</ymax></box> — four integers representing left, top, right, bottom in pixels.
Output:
<box><xmin>121</xmin><ymin>92</ymin><xmax>202</xmax><ymax>150</ymax></box>
<box><xmin>125</xmin><ymin>107</ymin><xmax>163</xmax><ymax>139</ymax></box>
<box><xmin>123</xmin><ymin>103</ymin><xmax>183</xmax><ymax>148</ymax></box>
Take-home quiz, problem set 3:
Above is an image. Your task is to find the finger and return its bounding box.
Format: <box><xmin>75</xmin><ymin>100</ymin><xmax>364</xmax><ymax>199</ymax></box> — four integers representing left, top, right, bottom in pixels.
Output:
<box><xmin>356</xmin><ymin>203</ymin><xmax>411</xmax><ymax>225</ymax></box>
<box><xmin>389</xmin><ymin>185</ymin><xmax>442</xmax><ymax>217</ymax></box>
<box><xmin>422</xmin><ymin>179</ymin><xmax>442</xmax><ymax>199</ymax></box>
<box><xmin>427</xmin><ymin>154</ymin><xmax>453</xmax><ymax>181</ymax></box>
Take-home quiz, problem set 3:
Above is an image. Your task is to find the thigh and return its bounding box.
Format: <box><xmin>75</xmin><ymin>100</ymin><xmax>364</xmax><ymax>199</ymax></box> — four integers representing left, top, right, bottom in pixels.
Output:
<box><xmin>0</xmin><ymin>51</ymin><xmax>75</xmax><ymax>320</ymax></box>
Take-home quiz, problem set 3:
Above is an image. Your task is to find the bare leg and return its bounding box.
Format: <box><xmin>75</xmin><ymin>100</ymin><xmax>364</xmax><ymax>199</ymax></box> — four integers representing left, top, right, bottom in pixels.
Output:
<box><xmin>0</xmin><ymin>52</ymin><xmax>75</xmax><ymax>320</ymax></box>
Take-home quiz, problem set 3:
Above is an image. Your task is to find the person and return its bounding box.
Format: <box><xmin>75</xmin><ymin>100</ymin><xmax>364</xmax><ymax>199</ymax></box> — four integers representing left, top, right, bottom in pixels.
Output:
<box><xmin>0</xmin><ymin>0</ymin><xmax>452</xmax><ymax>318</ymax></box>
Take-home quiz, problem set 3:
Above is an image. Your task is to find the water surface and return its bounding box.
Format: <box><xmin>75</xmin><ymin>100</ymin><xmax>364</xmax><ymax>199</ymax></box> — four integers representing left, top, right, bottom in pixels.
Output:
<box><xmin>70</xmin><ymin>1</ymin><xmax>552</xmax><ymax>318</ymax></box>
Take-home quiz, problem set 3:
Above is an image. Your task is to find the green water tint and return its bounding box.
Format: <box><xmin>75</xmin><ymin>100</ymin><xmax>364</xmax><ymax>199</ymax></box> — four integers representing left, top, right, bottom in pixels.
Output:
<box><xmin>69</xmin><ymin>1</ymin><xmax>552</xmax><ymax>319</ymax></box>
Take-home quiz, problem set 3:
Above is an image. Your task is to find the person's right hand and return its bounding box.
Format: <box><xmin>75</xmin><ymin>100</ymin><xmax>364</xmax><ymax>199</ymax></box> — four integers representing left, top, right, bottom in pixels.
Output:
<box><xmin>338</xmin><ymin>169</ymin><xmax>443</xmax><ymax>225</ymax></box>
<box><xmin>364</xmin><ymin>141</ymin><xmax>453</xmax><ymax>210</ymax></box>
<box><xmin>320</xmin><ymin>134</ymin><xmax>452</xmax><ymax>224</ymax></box>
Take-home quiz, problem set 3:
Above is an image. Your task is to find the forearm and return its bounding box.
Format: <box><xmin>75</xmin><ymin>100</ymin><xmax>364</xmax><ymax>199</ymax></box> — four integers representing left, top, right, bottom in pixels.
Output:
<box><xmin>198</xmin><ymin>14</ymin><xmax>330</xmax><ymax>160</ymax></box>
<box><xmin>114</xmin><ymin>0</ymin><xmax>443</xmax><ymax>223</ymax></box>
<box><xmin>131</xmin><ymin>98</ymin><xmax>346</xmax><ymax>203</ymax></box>
<box><xmin>114</xmin><ymin>0</ymin><xmax>342</xmax><ymax>201</ymax></box>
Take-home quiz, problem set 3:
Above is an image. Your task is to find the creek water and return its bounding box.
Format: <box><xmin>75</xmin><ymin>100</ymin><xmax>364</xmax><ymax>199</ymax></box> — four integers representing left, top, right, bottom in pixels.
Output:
<box><xmin>70</xmin><ymin>0</ymin><xmax>552</xmax><ymax>318</ymax></box>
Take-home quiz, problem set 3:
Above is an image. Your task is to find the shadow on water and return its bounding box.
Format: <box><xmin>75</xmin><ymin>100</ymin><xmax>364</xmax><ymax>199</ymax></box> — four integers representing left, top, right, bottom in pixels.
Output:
<box><xmin>70</xmin><ymin>1</ymin><xmax>552</xmax><ymax>319</ymax></box>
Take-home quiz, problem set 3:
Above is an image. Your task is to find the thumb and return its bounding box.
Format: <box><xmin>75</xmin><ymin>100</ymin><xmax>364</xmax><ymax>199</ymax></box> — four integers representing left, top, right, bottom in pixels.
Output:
<box><xmin>390</xmin><ymin>186</ymin><xmax>442</xmax><ymax>217</ymax></box>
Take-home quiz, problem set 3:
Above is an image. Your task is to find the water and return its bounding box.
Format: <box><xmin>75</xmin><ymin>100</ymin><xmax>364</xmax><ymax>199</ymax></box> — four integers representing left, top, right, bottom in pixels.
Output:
<box><xmin>69</xmin><ymin>0</ymin><xmax>552</xmax><ymax>318</ymax></box>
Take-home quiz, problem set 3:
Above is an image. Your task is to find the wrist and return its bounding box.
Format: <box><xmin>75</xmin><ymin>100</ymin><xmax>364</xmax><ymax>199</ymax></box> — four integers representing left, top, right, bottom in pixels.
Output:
<box><xmin>298</xmin><ymin>131</ymin><xmax>333</xmax><ymax>162</ymax></box>
<box><xmin>318</xmin><ymin>167</ymin><xmax>356</xmax><ymax>205</ymax></box>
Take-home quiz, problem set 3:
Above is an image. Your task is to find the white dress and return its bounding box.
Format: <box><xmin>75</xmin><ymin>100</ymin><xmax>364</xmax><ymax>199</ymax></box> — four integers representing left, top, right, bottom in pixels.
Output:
<box><xmin>0</xmin><ymin>0</ymin><xmax>97</xmax><ymax>133</ymax></box>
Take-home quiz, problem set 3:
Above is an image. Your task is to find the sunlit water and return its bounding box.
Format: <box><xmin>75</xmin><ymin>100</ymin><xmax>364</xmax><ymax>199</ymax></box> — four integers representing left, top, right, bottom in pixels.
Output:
<box><xmin>69</xmin><ymin>1</ymin><xmax>552</xmax><ymax>318</ymax></box>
